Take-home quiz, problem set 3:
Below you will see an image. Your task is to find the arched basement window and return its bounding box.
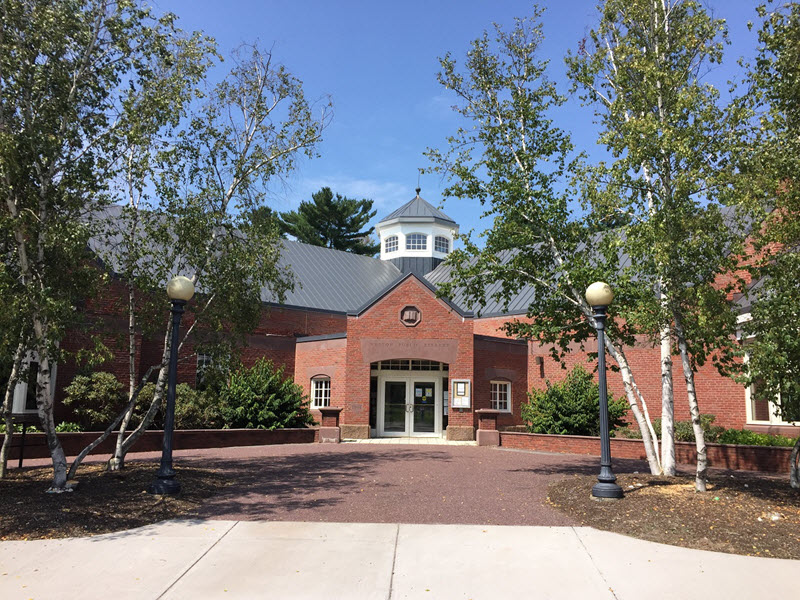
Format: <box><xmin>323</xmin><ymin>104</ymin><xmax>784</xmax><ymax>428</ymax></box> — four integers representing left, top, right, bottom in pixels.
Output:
<box><xmin>384</xmin><ymin>235</ymin><xmax>398</xmax><ymax>253</ymax></box>
<box><xmin>406</xmin><ymin>233</ymin><xmax>427</xmax><ymax>250</ymax></box>
<box><xmin>434</xmin><ymin>236</ymin><xmax>450</xmax><ymax>253</ymax></box>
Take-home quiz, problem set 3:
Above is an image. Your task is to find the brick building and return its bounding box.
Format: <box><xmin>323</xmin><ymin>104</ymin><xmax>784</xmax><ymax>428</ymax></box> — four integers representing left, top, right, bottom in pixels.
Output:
<box><xmin>9</xmin><ymin>193</ymin><xmax>795</xmax><ymax>440</ymax></box>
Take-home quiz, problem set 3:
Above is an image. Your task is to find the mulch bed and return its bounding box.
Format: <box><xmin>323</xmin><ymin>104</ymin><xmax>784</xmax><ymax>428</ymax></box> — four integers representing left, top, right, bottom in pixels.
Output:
<box><xmin>0</xmin><ymin>462</ymin><xmax>225</xmax><ymax>540</ymax></box>
<box><xmin>548</xmin><ymin>472</ymin><xmax>800</xmax><ymax>559</ymax></box>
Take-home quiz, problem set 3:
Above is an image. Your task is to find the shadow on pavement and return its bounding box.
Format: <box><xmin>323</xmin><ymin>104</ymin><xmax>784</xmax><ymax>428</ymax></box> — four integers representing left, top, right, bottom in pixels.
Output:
<box><xmin>196</xmin><ymin>449</ymin><xmax>454</xmax><ymax>519</ymax></box>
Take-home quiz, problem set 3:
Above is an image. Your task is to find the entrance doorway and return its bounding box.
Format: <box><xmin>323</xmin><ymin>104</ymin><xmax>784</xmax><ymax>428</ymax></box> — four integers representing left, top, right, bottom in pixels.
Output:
<box><xmin>382</xmin><ymin>379</ymin><xmax>437</xmax><ymax>436</ymax></box>
<box><xmin>371</xmin><ymin>360</ymin><xmax>448</xmax><ymax>438</ymax></box>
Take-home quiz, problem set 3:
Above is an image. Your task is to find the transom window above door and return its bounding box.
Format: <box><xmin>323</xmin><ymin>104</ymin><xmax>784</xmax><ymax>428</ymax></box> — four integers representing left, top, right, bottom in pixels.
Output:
<box><xmin>372</xmin><ymin>360</ymin><xmax>448</xmax><ymax>371</ymax></box>
<box><xmin>406</xmin><ymin>233</ymin><xmax>427</xmax><ymax>250</ymax></box>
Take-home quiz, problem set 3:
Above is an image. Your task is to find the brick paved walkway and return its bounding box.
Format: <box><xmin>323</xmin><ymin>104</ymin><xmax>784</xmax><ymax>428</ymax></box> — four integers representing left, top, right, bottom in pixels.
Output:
<box><xmin>159</xmin><ymin>443</ymin><xmax>649</xmax><ymax>526</ymax></box>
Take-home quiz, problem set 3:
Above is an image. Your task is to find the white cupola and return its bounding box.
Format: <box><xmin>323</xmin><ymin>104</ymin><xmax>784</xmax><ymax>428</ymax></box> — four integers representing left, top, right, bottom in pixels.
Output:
<box><xmin>375</xmin><ymin>189</ymin><xmax>458</xmax><ymax>275</ymax></box>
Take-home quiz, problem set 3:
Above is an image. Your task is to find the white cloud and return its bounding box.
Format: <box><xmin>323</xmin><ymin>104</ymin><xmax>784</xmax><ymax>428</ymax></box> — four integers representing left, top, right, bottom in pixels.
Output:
<box><xmin>292</xmin><ymin>176</ymin><xmax>413</xmax><ymax>215</ymax></box>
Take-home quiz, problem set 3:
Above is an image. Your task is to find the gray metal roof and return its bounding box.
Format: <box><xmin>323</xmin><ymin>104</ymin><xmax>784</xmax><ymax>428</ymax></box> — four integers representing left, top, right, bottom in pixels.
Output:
<box><xmin>87</xmin><ymin>204</ymin><xmax>404</xmax><ymax>314</ymax></box>
<box><xmin>377</xmin><ymin>194</ymin><xmax>456</xmax><ymax>227</ymax></box>
<box><xmin>424</xmin><ymin>251</ymin><xmax>535</xmax><ymax>318</ymax></box>
<box><xmin>272</xmin><ymin>240</ymin><xmax>402</xmax><ymax>313</ymax></box>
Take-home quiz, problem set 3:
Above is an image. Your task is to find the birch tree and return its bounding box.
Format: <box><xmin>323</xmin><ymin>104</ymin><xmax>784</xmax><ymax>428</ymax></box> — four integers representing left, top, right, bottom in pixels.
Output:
<box><xmin>0</xmin><ymin>0</ymin><xmax>207</xmax><ymax>490</ymax></box>
<box><xmin>737</xmin><ymin>2</ymin><xmax>800</xmax><ymax>488</ymax></box>
<box><xmin>567</xmin><ymin>0</ymin><xmax>747</xmax><ymax>490</ymax></box>
<box><xmin>69</xmin><ymin>24</ymin><xmax>217</xmax><ymax>476</ymax></box>
<box><xmin>98</xmin><ymin>43</ymin><xmax>330</xmax><ymax>472</ymax></box>
<box><xmin>425</xmin><ymin>8</ymin><xmax>663</xmax><ymax>475</ymax></box>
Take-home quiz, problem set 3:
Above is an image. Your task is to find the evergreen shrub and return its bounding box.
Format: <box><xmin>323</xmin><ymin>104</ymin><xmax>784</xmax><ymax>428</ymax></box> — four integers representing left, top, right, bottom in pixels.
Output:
<box><xmin>63</xmin><ymin>372</ymin><xmax>129</xmax><ymax>431</ymax></box>
<box><xmin>522</xmin><ymin>365</ymin><xmax>628</xmax><ymax>436</ymax></box>
<box><xmin>218</xmin><ymin>359</ymin><xmax>315</xmax><ymax>429</ymax></box>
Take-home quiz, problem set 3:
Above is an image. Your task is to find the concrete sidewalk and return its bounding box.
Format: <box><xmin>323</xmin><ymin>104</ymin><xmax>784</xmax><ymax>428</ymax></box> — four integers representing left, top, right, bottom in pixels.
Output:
<box><xmin>1</xmin><ymin>520</ymin><xmax>798</xmax><ymax>600</ymax></box>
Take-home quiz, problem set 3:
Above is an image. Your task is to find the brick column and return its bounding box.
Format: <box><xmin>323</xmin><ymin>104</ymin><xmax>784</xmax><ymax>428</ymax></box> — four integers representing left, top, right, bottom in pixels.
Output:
<box><xmin>318</xmin><ymin>407</ymin><xmax>343</xmax><ymax>443</ymax></box>
<box><xmin>475</xmin><ymin>409</ymin><xmax>500</xmax><ymax>446</ymax></box>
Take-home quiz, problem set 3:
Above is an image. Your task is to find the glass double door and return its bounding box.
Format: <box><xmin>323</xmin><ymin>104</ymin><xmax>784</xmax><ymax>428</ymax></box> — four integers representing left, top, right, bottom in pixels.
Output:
<box><xmin>380</xmin><ymin>378</ymin><xmax>438</xmax><ymax>436</ymax></box>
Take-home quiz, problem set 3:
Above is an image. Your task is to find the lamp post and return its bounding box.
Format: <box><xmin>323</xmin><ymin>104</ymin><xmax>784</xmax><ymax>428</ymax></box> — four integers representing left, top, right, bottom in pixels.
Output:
<box><xmin>148</xmin><ymin>275</ymin><xmax>194</xmax><ymax>495</ymax></box>
<box><xmin>585</xmin><ymin>281</ymin><xmax>624</xmax><ymax>500</ymax></box>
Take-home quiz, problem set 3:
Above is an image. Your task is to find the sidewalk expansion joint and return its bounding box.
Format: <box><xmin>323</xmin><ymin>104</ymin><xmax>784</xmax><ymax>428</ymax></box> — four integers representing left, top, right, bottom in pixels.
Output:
<box><xmin>386</xmin><ymin>523</ymin><xmax>400</xmax><ymax>600</ymax></box>
<box><xmin>572</xmin><ymin>527</ymin><xmax>620</xmax><ymax>600</ymax></box>
<box><xmin>156</xmin><ymin>521</ymin><xmax>239</xmax><ymax>599</ymax></box>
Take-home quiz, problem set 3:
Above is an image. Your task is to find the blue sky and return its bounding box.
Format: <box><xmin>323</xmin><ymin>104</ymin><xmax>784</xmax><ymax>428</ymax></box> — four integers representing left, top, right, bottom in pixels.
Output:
<box><xmin>160</xmin><ymin>0</ymin><xmax>761</xmax><ymax>238</ymax></box>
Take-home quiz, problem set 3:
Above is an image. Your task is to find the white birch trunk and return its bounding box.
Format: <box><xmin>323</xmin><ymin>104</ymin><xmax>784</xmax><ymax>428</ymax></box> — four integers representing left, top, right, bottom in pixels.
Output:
<box><xmin>660</xmin><ymin>320</ymin><xmax>676</xmax><ymax>476</ymax></box>
<box><xmin>68</xmin><ymin>364</ymin><xmax>159</xmax><ymax>480</ymax></box>
<box><xmin>605</xmin><ymin>338</ymin><xmax>662</xmax><ymax>474</ymax></box>
<box><xmin>34</xmin><ymin>349</ymin><xmax>68</xmax><ymax>490</ymax></box>
<box><xmin>109</xmin><ymin>281</ymin><xmax>140</xmax><ymax>470</ymax></box>
<box><xmin>0</xmin><ymin>342</ymin><xmax>25</xmax><ymax>478</ymax></box>
<box><xmin>108</xmin><ymin>325</ymin><xmax>170</xmax><ymax>470</ymax></box>
<box><xmin>673</xmin><ymin>314</ymin><xmax>708</xmax><ymax>492</ymax></box>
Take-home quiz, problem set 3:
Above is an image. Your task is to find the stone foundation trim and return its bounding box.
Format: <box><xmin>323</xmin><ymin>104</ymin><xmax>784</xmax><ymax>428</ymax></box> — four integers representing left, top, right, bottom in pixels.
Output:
<box><xmin>446</xmin><ymin>426</ymin><xmax>475</xmax><ymax>441</ymax></box>
<box><xmin>319</xmin><ymin>426</ymin><xmax>341</xmax><ymax>444</ymax></box>
<box><xmin>476</xmin><ymin>430</ymin><xmax>500</xmax><ymax>447</ymax></box>
<box><xmin>340</xmin><ymin>424</ymin><xmax>371</xmax><ymax>439</ymax></box>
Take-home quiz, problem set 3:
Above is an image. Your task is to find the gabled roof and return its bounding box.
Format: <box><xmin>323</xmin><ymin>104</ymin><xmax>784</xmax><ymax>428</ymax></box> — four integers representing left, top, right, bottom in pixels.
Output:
<box><xmin>348</xmin><ymin>271</ymin><xmax>473</xmax><ymax>318</ymax></box>
<box><xmin>377</xmin><ymin>194</ymin><xmax>456</xmax><ymax>228</ymax></box>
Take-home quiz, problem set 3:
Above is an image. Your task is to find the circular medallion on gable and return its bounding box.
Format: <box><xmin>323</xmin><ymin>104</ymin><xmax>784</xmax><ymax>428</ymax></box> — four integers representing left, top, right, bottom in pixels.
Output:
<box><xmin>400</xmin><ymin>305</ymin><xmax>422</xmax><ymax>327</ymax></box>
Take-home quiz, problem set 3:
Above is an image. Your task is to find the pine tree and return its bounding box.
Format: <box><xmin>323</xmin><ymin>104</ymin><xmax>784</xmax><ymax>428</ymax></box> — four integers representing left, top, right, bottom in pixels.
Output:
<box><xmin>280</xmin><ymin>187</ymin><xmax>379</xmax><ymax>255</ymax></box>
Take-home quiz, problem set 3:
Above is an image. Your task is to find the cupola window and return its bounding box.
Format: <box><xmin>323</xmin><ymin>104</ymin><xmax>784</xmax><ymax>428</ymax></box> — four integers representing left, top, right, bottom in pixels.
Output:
<box><xmin>434</xmin><ymin>236</ymin><xmax>450</xmax><ymax>253</ymax></box>
<box><xmin>406</xmin><ymin>233</ymin><xmax>427</xmax><ymax>251</ymax></box>
<box><xmin>384</xmin><ymin>235</ymin><xmax>398</xmax><ymax>253</ymax></box>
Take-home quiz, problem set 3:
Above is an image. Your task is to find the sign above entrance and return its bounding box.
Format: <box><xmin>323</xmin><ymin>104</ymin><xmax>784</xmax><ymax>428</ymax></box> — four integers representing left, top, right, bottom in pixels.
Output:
<box><xmin>451</xmin><ymin>379</ymin><xmax>471</xmax><ymax>409</ymax></box>
<box><xmin>360</xmin><ymin>339</ymin><xmax>459</xmax><ymax>364</ymax></box>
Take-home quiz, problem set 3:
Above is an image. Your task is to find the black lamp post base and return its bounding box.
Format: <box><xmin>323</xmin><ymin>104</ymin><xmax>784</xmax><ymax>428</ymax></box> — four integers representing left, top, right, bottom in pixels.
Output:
<box><xmin>592</xmin><ymin>481</ymin><xmax>624</xmax><ymax>499</ymax></box>
<box><xmin>148</xmin><ymin>476</ymin><xmax>181</xmax><ymax>496</ymax></box>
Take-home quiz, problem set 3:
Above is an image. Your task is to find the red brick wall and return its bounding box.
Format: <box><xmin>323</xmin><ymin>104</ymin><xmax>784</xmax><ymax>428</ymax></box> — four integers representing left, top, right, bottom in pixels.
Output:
<box><xmin>241</xmin><ymin>307</ymin><xmax>347</xmax><ymax>376</ymax></box>
<box><xmin>499</xmin><ymin>431</ymin><xmax>793</xmax><ymax>474</ymax></box>
<box><xmin>345</xmin><ymin>277</ymin><xmax>475</xmax><ymax>427</ymax></box>
<box><xmin>473</xmin><ymin>337</ymin><xmax>528</xmax><ymax>428</ymax></box>
<box><xmin>473</xmin><ymin>314</ymin><xmax>529</xmax><ymax>337</ymax></box>
<box><xmin>527</xmin><ymin>337</ymin><xmax>748</xmax><ymax>430</ymax></box>
<box><xmin>7</xmin><ymin>428</ymin><xmax>317</xmax><ymax>461</ymax></box>
<box><xmin>294</xmin><ymin>337</ymin><xmax>348</xmax><ymax>424</ymax></box>
<box><xmin>57</xmin><ymin>284</ymin><xmax>347</xmax><ymax>405</ymax></box>
<box><xmin>476</xmin><ymin>308</ymin><xmax>750</xmax><ymax>431</ymax></box>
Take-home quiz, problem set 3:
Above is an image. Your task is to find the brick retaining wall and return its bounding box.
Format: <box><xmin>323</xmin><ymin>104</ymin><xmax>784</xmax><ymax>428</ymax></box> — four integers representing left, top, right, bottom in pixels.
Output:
<box><xmin>7</xmin><ymin>428</ymin><xmax>318</xmax><ymax>462</ymax></box>
<box><xmin>499</xmin><ymin>431</ymin><xmax>794</xmax><ymax>474</ymax></box>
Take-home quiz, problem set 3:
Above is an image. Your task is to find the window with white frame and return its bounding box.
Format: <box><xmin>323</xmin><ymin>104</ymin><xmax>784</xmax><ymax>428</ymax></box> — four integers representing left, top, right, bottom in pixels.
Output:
<box><xmin>11</xmin><ymin>353</ymin><xmax>56</xmax><ymax>414</ymax></box>
<box><xmin>742</xmin><ymin>349</ymin><xmax>796</xmax><ymax>425</ymax></box>
<box><xmin>434</xmin><ymin>236</ymin><xmax>450</xmax><ymax>253</ymax></box>
<box><xmin>406</xmin><ymin>233</ymin><xmax>427</xmax><ymax>250</ymax></box>
<box><xmin>490</xmin><ymin>381</ymin><xmax>511</xmax><ymax>412</ymax></box>
<box><xmin>312</xmin><ymin>377</ymin><xmax>331</xmax><ymax>408</ymax></box>
<box><xmin>746</xmin><ymin>379</ymin><xmax>795</xmax><ymax>425</ymax></box>
<box><xmin>384</xmin><ymin>235</ymin><xmax>398</xmax><ymax>253</ymax></box>
<box><xmin>196</xmin><ymin>353</ymin><xmax>213</xmax><ymax>389</ymax></box>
